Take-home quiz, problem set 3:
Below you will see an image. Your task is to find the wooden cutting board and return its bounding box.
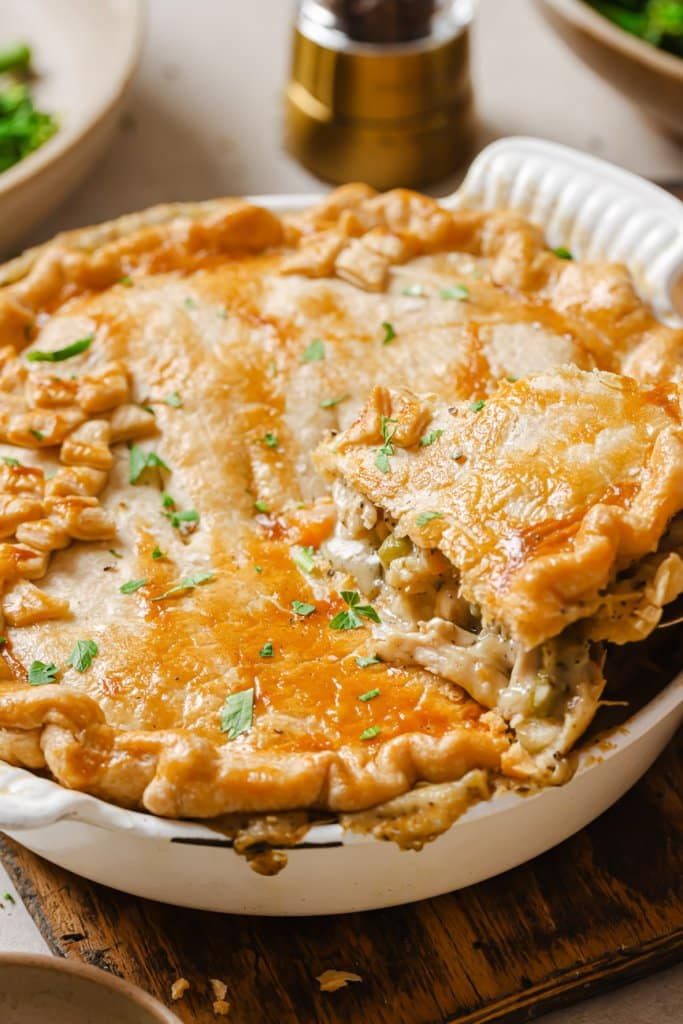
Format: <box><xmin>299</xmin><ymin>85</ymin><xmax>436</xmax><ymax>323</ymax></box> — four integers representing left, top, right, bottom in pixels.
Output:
<box><xmin>1</xmin><ymin>729</ymin><xmax>681</xmax><ymax>1024</ymax></box>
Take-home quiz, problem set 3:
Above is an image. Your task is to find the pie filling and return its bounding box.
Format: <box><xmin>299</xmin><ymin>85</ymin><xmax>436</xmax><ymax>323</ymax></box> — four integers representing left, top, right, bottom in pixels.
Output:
<box><xmin>0</xmin><ymin>185</ymin><xmax>680</xmax><ymax>859</ymax></box>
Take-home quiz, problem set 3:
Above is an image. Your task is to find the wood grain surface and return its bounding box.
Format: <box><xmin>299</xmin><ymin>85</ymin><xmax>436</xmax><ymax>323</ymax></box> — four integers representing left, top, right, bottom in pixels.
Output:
<box><xmin>1</xmin><ymin>729</ymin><xmax>680</xmax><ymax>1024</ymax></box>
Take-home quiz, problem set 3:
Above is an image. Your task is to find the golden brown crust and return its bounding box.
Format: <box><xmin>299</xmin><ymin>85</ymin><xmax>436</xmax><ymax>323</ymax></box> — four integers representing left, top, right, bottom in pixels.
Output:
<box><xmin>0</xmin><ymin>184</ymin><xmax>680</xmax><ymax>819</ymax></box>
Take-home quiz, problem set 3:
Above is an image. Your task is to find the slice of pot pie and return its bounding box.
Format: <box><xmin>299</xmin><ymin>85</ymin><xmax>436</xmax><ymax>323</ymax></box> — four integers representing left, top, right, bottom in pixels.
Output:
<box><xmin>315</xmin><ymin>369</ymin><xmax>683</xmax><ymax>778</ymax></box>
<box><xmin>0</xmin><ymin>184</ymin><xmax>680</xmax><ymax>851</ymax></box>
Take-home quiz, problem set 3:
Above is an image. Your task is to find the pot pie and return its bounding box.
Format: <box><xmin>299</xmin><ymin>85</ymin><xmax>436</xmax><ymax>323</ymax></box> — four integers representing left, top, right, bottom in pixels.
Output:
<box><xmin>0</xmin><ymin>185</ymin><xmax>681</xmax><ymax>854</ymax></box>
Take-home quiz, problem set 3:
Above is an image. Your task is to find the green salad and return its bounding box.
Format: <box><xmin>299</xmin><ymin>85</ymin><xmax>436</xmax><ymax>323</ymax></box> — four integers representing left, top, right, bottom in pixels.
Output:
<box><xmin>0</xmin><ymin>42</ymin><xmax>58</xmax><ymax>173</ymax></box>
<box><xmin>586</xmin><ymin>1</ymin><xmax>683</xmax><ymax>56</ymax></box>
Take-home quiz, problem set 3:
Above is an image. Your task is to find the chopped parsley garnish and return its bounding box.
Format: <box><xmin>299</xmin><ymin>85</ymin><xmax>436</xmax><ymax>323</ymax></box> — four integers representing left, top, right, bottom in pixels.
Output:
<box><xmin>129</xmin><ymin>445</ymin><xmax>170</xmax><ymax>484</ymax></box>
<box><xmin>293</xmin><ymin>545</ymin><xmax>315</xmax><ymax>574</ymax></box>
<box><xmin>374</xmin><ymin>415</ymin><xmax>397</xmax><ymax>473</ymax></box>
<box><xmin>401</xmin><ymin>284</ymin><xmax>425</xmax><ymax>297</ymax></box>
<box><xmin>165</xmin><ymin>507</ymin><xmax>199</xmax><ymax>529</ymax></box>
<box><xmin>553</xmin><ymin>246</ymin><xmax>573</xmax><ymax>260</ymax></box>
<box><xmin>470</xmin><ymin>399</ymin><xmax>486</xmax><ymax>412</ymax></box>
<box><xmin>254</xmin><ymin>565</ymin><xmax>263</xmax><ymax>573</ymax></box>
<box><xmin>152</xmin><ymin>571</ymin><xmax>215</xmax><ymax>601</ymax></box>
<box><xmin>152</xmin><ymin>545</ymin><xmax>165</xmax><ymax>560</ymax></box>
<box><xmin>183</xmin><ymin>297</ymin><xmax>198</xmax><ymax>309</ymax></box>
<box><xmin>505</xmin><ymin>375</ymin><xmax>518</xmax><ymax>383</ymax></box>
<box><xmin>162</xmin><ymin>492</ymin><xmax>176</xmax><ymax>509</ymax></box>
<box><xmin>360</xmin><ymin>725</ymin><xmax>381</xmax><ymax>740</ymax></box>
<box><xmin>439</xmin><ymin>285</ymin><xmax>469</xmax><ymax>301</ymax></box>
<box><xmin>416</xmin><ymin>510</ymin><xmax>443</xmax><ymax>526</ymax></box>
<box><xmin>356</xmin><ymin>655</ymin><xmax>382</xmax><ymax>668</ymax></box>
<box><xmin>301</xmin><ymin>338</ymin><xmax>325</xmax><ymax>363</ymax></box>
<box><xmin>381</xmin><ymin>321</ymin><xmax>396</xmax><ymax>345</ymax></box>
<box><xmin>320</xmin><ymin>393</ymin><xmax>350</xmax><ymax>409</ymax></box>
<box><xmin>140</xmin><ymin>404</ymin><xmax>155</xmax><ymax>416</ymax></box>
<box><xmin>419</xmin><ymin>429</ymin><xmax>443</xmax><ymax>448</ymax></box>
<box><xmin>66</xmin><ymin>639</ymin><xmax>98</xmax><ymax>673</ymax></box>
<box><xmin>259</xmin><ymin>641</ymin><xmax>274</xmax><ymax>658</ymax></box>
<box><xmin>329</xmin><ymin>591</ymin><xmax>381</xmax><ymax>631</ymax></box>
<box><xmin>2</xmin><ymin>891</ymin><xmax>14</xmax><ymax>903</ymax></box>
<box><xmin>292</xmin><ymin>600</ymin><xmax>316</xmax><ymax>616</ymax></box>
<box><xmin>358</xmin><ymin>687</ymin><xmax>380</xmax><ymax>701</ymax></box>
<box><xmin>26</xmin><ymin>335</ymin><xmax>93</xmax><ymax>363</ymax></box>
<box><xmin>221</xmin><ymin>688</ymin><xmax>254</xmax><ymax>740</ymax></box>
<box><xmin>0</xmin><ymin>638</ymin><xmax>5</xmax><ymax>647</ymax></box>
<box><xmin>109</xmin><ymin>548</ymin><xmax>123</xmax><ymax>559</ymax></box>
<box><xmin>120</xmin><ymin>578</ymin><xmax>147</xmax><ymax>594</ymax></box>
<box><xmin>2</xmin><ymin>456</ymin><xmax>19</xmax><ymax>467</ymax></box>
<box><xmin>28</xmin><ymin>660</ymin><xmax>57</xmax><ymax>686</ymax></box>
<box><xmin>119</xmin><ymin>275</ymin><xmax>133</xmax><ymax>287</ymax></box>
<box><xmin>262</xmin><ymin>432</ymin><xmax>279</xmax><ymax>448</ymax></box>
<box><xmin>29</xmin><ymin>429</ymin><xmax>44</xmax><ymax>441</ymax></box>
<box><xmin>164</xmin><ymin>391</ymin><xmax>182</xmax><ymax>408</ymax></box>
<box><xmin>254</xmin><ymin>500</ymin><xmax>269</xmax><ymax>514</ymax></box>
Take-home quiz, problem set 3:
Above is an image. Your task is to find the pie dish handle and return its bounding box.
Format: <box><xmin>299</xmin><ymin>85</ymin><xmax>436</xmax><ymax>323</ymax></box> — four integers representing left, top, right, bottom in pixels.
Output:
<box><xmin>449</xmin><ymin>136</ymin><xmax>683</xmax><ymax>322</ymax></box>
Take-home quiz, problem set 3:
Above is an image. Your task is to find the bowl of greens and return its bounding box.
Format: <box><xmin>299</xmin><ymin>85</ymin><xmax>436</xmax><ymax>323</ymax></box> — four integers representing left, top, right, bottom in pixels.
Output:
<box><xmin>534</xmin><ymin>0</ymin><xmax>683</xmax><ymax>136</ymax></box>
<box><xmin>0</xmin><ymin>0</ymin><xmax>143</xmax><ymax>256</ymax></box>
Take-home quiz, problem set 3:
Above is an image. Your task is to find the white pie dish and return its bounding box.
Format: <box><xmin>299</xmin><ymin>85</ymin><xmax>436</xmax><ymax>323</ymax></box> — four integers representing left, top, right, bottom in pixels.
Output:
<box><xmin>0</xmin><ymin>136</ymin><xmax>682</xmax><ymax>915</ymax></box>
<box><xmin>0</xmin><ymin>0</ymin><xmax>143</xmax><ymax>257</ymax></box>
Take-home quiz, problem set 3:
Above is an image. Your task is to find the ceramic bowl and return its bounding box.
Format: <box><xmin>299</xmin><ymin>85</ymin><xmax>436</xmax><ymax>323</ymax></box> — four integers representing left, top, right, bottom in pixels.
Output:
<box><xmin>0</xmin><ymin>0</ymin><xmax>144</xmax><ymax>256</ymax></box>
<box><xmin>0</xmin><ymin>954</ymin><xmax>179</xmax><ymax>1024</ymax></box>
<box><xmin>534</xmin><ymin>0</ymin><xmax>683</xmax><ymax>136</ymax></box>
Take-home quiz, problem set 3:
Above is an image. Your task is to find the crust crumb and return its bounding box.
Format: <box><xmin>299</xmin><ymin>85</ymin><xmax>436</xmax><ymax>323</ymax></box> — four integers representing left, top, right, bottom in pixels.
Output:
<box><xmin>170</xmin><ymin>977</ymin><xmax>190</xmax><ymax>1001</ymax></box>
<box><xmin>316</xmin><ymin>969</ymin><xmax>363</xmax><ymax>992</ymax></box>
<box><xmin>213</xmin><ymin>1000</ymin><xmax>231</xmax><ymax>1016</ymax></box>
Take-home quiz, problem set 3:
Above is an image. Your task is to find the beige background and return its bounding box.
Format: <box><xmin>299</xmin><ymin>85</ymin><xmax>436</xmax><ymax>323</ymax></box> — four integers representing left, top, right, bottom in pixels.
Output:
<box><xmin>2</xmin><ymin>1</ymin><xmax>682</xmax><ymax>1021</ymax></box>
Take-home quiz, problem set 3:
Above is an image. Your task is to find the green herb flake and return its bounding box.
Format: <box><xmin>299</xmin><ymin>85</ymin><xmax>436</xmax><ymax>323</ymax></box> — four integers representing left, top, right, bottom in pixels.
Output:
<box><xmin>360</xmin><ymin>725</ymin><xmax>382</xmax><ymax>740</ymax></box>
<box><xmin>129</xmin><ymin>445</ymin><xmax>170</xmax><ymax>484</ymax></box>
<box><xmin>470</xmin><ymin>399</ymin><xmax>486</xmax><ymax>412</ymax></box>
<box><xmin>119</xmin><ymin>275</ymin><xmax>133</xmax><ymax>287</ymax></box>
<box><xmin>119</xmin><ymin>578</ymin><xmax>147</xmax><ymax>594</ymax></box>
<box><xmin>293</xmin><ymin>545</ymin><xmax>315</xmax><ymax>574</ymax></box>
<box><xmin>254</xmin><ymin>500</ymin><xmax>269</xmax><ymax>514</ymax></box>
<box><xmin>439</xmin><ymin>285</ymin><xmax>469</xmax><ymax>301</ymax></box>
<box><xmin>26</xmin><ymin>335</ymin><xmax>93</xmax><ymax>363</ymax></box>
<box><xmin>66</xmin><ymin>639</ymin><xmax>98</xmax><ymax>673</ymax></box>
<box><xmin>152</xmin><ymin>571</ymin><xmax>215</xmax><ymax>601</ymax></box>
<box><xmin>216</xmin><ymin>309</ymin><xmax>229</xmax><ymax>319</ymax></box>
<box><xmin>374</xmin><ymin>415</ymin><xmax>397</xmax><ymax>474</ymax></box>
<box><xmin>29</xmin><ymin>429</ymin><xmax>44</xmax><ymax>441</ymax></box>
<box><xmin>109</xmin><ymin>548</ymin><xmax>123</xmax><ymax>559</ymax></box>
<box><xmin>1</xmin><ymin>456</ymin><xmax>19</xmax><ymax>467</ymax></box>
<box><xmin>356</xmin><ymin>655</ymin><xmax>381</xmax><ymax>668</ymax></box>
<box><xmin>301</xmin><ymin>338</ymin><xmax>325</xmax><ymax>363</ymax></box>
<box><xmin>151</xmin><ymin>545</ymin><xmax>165</xmax><ymax>560</ymax></box>
<box><xmin>292</xmin><ymin>600</ymin><xmax>316</xmax><ymax>616</ymax></box>
<box><xmin>140</xmin><ymin>404</ymin><xmax>155</xmax><ymax>416</ymax></box>
<box><xmin>401</xmin><ymin>284</ymin><xmax>425</xmax><ymax>297</ymax></box>
<box><xmin>254</xmin><ymin>565</ymin><xmax>263</xmax><ymax>573</ymax></box>
<box><xmin>165</xmin><ymin>507</ymin><xmax>199</xmax><ymax>529</ymax></box>
<box><xmin>358</xmin><ymin>687</ymin><xmax>381</xmax><ymax>701</ymax></box>
<box><xmin>2</xmin><ymin>890</ymin><xmax>15</xmax><ymax>903</ymax></box>
<box><xmin>220</xmin><ymin>687</ymin><xmax>254</xmax><ymax>740</ymax></box>
<box><xmin>162</xmin><ymin>493</ymin><xmax>176</xmax><ymax>509</ymax></box>
<box><xmin>553</xmin><ymin>246</ymin><xmax>573</xmax><ymax>260</ymax></box>
<box><xmin>419</xmin><ymin>429</ymin><xmax>443</xmax><ymax>448</ymax></box>
<box><xmin>320</xmin><ymin>393</ymin><xmax>351</xmax><ymax>409</ymax></box>
<box><xmin>183</xmin><ymin>297</ymin><xmax>198</xmax><ymax>310</ymax></box>
<box><xmin>164</xmin><ymin>391</ymin><xmax>182</xmax><ymax>408</ymax></box>
<box><xmin>416</xmin><ymin>510</ymin><xmax>443</xmax><ymax>527</ymax></box>
<box><xmin>381</xmin><ymin>321</ymin><xmax>396</xmax><ymax>345</ymax></box>
<box><xmin>505</xmin><ymin>375</ymin><xmax>518</xmax><ymax>383</ymax></box>
<box><xmin>28</xmin><ymin>660</ymin><xmax>58</xmax><ymax>686</ymax></box>
<box><xmin>262</xmin><ymin>432</ymin><xmax>279</xmax><ymax>449</ymax></box>
<box><xmin>329</xmin><ymin>590</ymin><xmax>381</xmax><ymax>631</ymax></box>
<box><xmin>0</xmin><ymin>637</ymin><xmax>6</xmax><ymax>646</ymax></box>
<box><xmin>259</xmin><ymin>641</ymin><xmax>274</xmax><ymax>658</ymax></box>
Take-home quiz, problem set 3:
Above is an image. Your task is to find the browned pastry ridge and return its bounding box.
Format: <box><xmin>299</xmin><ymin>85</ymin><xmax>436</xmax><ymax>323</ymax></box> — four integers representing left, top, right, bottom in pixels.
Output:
<box><xmin>0</xmin><ymin>184</ymin><xmax>681</xmax><ymax>822</ymax></box>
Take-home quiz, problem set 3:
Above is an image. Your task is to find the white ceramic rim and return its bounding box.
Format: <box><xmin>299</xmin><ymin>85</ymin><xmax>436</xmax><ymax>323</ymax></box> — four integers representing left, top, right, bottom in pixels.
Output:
<box><xmin>539</xmin><ymin>0</ymin><xmax>683</xmax><ymax>81</ymax></box>
<box><xmin>0</xmin><ymin>136</ymin><xmax>682</xmax><ymax>850</ymax></box>
<box><xmin>0</xmin><ymin>0</ymin><xmax>145</xmax><ymax>197</ymax></box>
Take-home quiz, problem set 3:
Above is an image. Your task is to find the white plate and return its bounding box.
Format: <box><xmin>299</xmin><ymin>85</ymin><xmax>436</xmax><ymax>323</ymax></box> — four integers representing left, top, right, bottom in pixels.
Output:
<box><xmin>1</xmin><ymin>137</ymin><xmax>682</xmax><ymax>915</ymax></box>
<box><xmin>0</xmin><ymin>0</ymin><xmax>143</xmax><ymax>256</ymax></box>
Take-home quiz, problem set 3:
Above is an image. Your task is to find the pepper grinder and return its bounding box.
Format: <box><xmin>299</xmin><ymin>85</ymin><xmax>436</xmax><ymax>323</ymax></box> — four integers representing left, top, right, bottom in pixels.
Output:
<box><xmin>285</xmin><ymin>0</ymin><xmax>476</xmax><ymax>190</ymax></box>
